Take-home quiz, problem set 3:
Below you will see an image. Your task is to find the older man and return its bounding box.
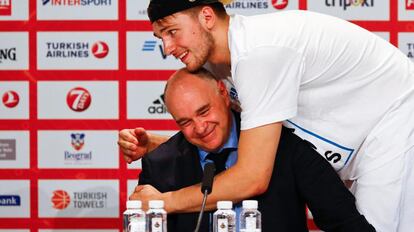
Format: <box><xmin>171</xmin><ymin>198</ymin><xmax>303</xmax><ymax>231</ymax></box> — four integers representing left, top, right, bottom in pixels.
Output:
<box><xmin>130</xmin><ymin>68</ymin><xmax>375</xmax><ymax>232</ymax></box>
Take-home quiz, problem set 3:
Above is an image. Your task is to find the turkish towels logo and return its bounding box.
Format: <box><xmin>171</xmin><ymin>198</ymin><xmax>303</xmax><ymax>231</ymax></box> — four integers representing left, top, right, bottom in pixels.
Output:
<box><xmin>0</xmin><ymin>0</ymin><xmax>12</xmax><ymax>16</ymax></box>
<box><xmin>66</xmin><ymin>87</ymin><xmax>92</xmax><ymax>112</ymax></box>
<box><xmin>92</xmin><ymin>41</ymin><xmax>109</xmax><ymax>59</ymax></box>
<box><xmin>272</xmin><ymin>0</ymin><xmax>288</xmax><ymax>9</ymax></box>
<box><xmin>51</xmin><ymin>190</ymin><xmax>71</xmax><ymax>210</ymax></box>
<box><xmin>2</xmin><ymin>90</ymin><xmax>19</xmax><ymax>108</ymax></box>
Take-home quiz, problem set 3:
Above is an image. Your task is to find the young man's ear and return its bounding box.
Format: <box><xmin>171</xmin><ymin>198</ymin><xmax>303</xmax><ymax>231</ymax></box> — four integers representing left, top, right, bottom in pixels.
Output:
<box><xmin>198</xmin><ymin>6</ymin><xmax>216</xmax><ymax>30</ymax></box>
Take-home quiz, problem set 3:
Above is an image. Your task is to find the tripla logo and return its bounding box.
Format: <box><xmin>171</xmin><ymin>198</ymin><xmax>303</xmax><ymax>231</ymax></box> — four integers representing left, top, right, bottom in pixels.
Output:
<box><xmin>325</xmin><ymin>0</ymin><xmax>374</xmax><ymax>11</ymax></box>
<box><xmin>51</xmin><ymin>190</ymin><xmax>71</xmax><ymax>210</ymax></box>
<box><xmin>92</xmin><ymin>41</ymin><xmax>109</xmax><ymax>59</ymax></box>
<box><xmin>66</xmin><ymin>87</ymin><xmax>92</xmax><ymax>112</ymax></box>
<box><xmin>0</xmin><ymin>0</ymin><xmax>12</xmax><ymax>16</ymax></box>
<box><xmin>2</xmin><ymin>90</ymin><xmax>19</xmax><ymax>108</ymax></box>
<box><xmin>272</xmin><ymin>0</ymin><xmax>288</xmax><ymax>10</ymax></box>
<box><xmin>407</xmin><ymin>0</ymin><xmax>414</xmax><ymax>10</ymax></box>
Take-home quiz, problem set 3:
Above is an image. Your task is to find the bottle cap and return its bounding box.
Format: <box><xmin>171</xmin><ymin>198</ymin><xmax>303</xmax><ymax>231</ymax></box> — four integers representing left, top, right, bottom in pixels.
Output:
<box><xmin>127</xmin><ymin>200</ymin><xmax>142</xmax><ymax>209</ymax></box>
<box><xmin>217</xmin><ymin>201</ymin><xmax>232</xmax><ymax>209</ymax></box>
<box><xmin>242</xmin><ymin>200</ymin><xmax>258</xmax><ymax>209</ymax></box>
<box><xmin>149</xmin><ymin>200</ymin><xmax>164</xmax><ymax>209</ymax></box>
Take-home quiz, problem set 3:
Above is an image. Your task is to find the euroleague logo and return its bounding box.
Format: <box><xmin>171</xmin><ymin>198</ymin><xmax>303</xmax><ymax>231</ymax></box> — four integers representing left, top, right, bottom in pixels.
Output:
<box><xmin>92</xmin><ymin>41</ymin><xmax>109</xmax><ymax>59</ymax></box>
<box><xmin>66</xmin><ymin>87</ymin><xmax>92</xmax><ymax>112</ymax></box>
<box><xmin>51</xmin><ymin>190</ymin><xmax>71</xmax><ymax>210</ymax></box>
<box><xmin>272</xmin><ymin>0</ymin><xmax>288</xmax><ymax>9</ymax></box>
<box><xmin>2</xmin><ymin>90</ymin><xmax>19</xmax><ymax>108</ymax></box>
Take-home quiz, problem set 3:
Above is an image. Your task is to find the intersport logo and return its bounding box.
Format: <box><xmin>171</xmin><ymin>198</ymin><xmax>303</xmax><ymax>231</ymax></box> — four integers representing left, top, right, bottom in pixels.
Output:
<box><xmin>0</xmin><ymin>0</ymin><xmax>11</xmax><ymax>16</ymax></box>
<box><xmin>66</xmin><ymin>87</ymin><xmax>92</xmax><ymax>112</ymax></box>
<box><xmin>42</xmin><ymin>0</ymin><xmax>112</xmax><ymax>6</ymax></box>
<box><xmin>325</xmin><ymin>0</ymin><xmax>374</xmax><ymax>11</ymax></box>
<box><xmin>2</xmin><ymin>90</ymin><xmax>19</xmax><ymax>108</ymax></box>
<box><xmin>407</xmin><ymin>0</ymin><xmax>414</xmax><ymax>10</ymax></box>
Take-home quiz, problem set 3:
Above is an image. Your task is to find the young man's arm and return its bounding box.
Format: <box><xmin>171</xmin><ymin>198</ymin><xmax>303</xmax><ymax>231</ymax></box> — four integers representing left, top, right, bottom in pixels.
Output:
<box><xmin>131</xmin><ymin>122</ymin><xmax>282</xmax><ymax>212</ymax></box>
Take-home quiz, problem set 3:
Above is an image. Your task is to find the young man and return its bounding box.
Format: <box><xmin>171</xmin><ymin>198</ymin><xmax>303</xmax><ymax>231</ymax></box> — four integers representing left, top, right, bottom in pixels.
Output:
<box><xmin>120</xmin><ymin>1</ymin><xmax>414</xmax><ymax>231</ymax></box>
<box><xmin>131</xmin><ymin>68</ymin><xmax>375</xmax><ymax>231</ymax></box>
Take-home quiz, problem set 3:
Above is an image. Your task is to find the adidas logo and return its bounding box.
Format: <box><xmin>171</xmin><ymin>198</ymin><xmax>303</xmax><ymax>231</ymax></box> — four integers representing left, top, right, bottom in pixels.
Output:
<box><xmin>148</xmin><ymin>94</ymin><xmax>167</xmax><ymax>114</ymax></box>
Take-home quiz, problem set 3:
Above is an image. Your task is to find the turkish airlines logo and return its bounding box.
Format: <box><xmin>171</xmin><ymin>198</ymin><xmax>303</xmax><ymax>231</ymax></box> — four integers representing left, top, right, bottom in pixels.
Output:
<box><xmin>407</xmin><ymin>0</ymin><xmax>414</xmax><ymax>10</ymax></box>
<box><xmin>272</xmin><ymin>0</ymin><xmax>288</xmax><ymax>9</ymax></box>
<box><xmin>92</xmin><ymin>41</ymin><xmax>109</xmax><ymax>59</ymax></box>
<box><xmin>66</xmin><ymin>87</ymin><xmax>92</xmax><ymax>112</ymax></box>
<box><xmin>0</xmin><ymin>0</ymin><xmax>12</xmax><ymax>16</ymax></box>
<box><xmin>51</xmin><ymin>190</ymin><xmax>71</xmax><ymax>210</ymax></box>
<box><xmin>2</xmin><ymin>90</ymin><xmax>19</xmax><ymax>108</ymax></box>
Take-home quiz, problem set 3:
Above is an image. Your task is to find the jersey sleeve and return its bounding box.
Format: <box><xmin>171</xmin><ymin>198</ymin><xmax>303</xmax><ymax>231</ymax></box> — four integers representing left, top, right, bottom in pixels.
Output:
<box><xmin>233</xmin><ymin>46</ymin><xmax>304</xmax><ymax>130</ymax></box>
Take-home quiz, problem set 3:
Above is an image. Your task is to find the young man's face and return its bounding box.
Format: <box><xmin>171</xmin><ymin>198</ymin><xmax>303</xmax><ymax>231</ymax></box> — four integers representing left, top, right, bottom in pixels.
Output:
<box><xmin>152</xmin><ymin>11</ymin><xmax>214</xmax><ymax>72</ymax></box>
<box><xmin>165</xmin><ymin>74</ymin><xmax>232</xmax><ymax>152</ymax></box>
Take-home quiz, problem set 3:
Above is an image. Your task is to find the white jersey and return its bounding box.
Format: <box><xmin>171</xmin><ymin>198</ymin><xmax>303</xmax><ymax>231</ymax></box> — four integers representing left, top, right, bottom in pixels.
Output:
<box><xmin>227</xmin><ymin>10</ymin><xmax>414</xmax><ymax>179</ymax></box>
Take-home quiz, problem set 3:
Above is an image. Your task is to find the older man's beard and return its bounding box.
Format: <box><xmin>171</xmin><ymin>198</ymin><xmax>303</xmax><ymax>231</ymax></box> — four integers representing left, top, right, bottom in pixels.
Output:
<box><xmin>187</xmin><ymin>29</ymin><xmax>214</xmax><ymax>72</ymax></box>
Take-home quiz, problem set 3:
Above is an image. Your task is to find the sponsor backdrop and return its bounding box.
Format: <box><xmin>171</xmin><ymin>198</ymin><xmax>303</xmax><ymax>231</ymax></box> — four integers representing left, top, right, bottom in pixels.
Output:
<box><xmin>0</xmin><ymin>0</ymin><xmax>413</xmax><ymax>231</ymax></box>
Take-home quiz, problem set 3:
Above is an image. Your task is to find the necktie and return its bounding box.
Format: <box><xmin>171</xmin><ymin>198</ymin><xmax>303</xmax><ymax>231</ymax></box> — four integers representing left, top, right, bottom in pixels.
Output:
<box><xmin>205</xmin><ymin>148</ymin><xmax>234</xmax><ymax>175</ymax></box>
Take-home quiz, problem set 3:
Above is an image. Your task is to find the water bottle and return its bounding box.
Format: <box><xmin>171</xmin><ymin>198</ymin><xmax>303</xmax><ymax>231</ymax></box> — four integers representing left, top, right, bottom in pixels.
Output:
<box><xmin>213</xmin><ymin>201</ymin><xmax>236</xmax><ymax>232</ymax></box>
<box><xmin>123</xmin><ymin>200</ymin><xmax>146</xmax><ymax>232</ymax></box>
<box><xmin>239</xmin><ymin>200</ymin><xmax>261</xmax><ymax>232</ymax></box>
<box><xmin>147</xmin><ymin>200</ymin><xmax>167</xmax><ymax>232</ymax></box>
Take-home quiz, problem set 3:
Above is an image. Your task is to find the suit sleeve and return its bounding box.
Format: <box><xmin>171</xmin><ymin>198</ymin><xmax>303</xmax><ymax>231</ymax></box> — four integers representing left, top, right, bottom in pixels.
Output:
<box><xmin>138</xmin><ymin>157</ymin><xmax>152</xmax><ymax>186</ymax></box>
<box><xmin>293</xmin><ymin>139</ymin><xmax>376</xmax><ymax>232</ymax></box>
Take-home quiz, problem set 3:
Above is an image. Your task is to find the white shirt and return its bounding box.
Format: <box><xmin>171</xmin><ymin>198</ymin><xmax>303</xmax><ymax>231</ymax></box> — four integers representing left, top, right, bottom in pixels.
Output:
<box><xmin>226</xmin><ymin>10</ymin><xmax>414</xmax><ymax>178</ymax></box>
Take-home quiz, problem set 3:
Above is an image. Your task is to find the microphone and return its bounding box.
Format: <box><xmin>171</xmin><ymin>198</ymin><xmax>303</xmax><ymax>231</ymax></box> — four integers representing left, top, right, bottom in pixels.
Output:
<box><xmin>194</xmin><ymin>162</ymin><xmax>216</xmax><ymax>232</ymax></box>
<box><xmin>201</xmin><ymin>162</ymin><xmax>216</xmax><ymax>194</ymax></box>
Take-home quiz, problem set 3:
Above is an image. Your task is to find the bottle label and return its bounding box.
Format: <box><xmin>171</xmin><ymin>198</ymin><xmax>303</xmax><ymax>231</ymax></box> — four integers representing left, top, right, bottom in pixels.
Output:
<box><xmin>218</xmin><ymin>218</ymin><xmax>229</xmax><ymax>232</ymax></box>
<box><xmin>246</xmin><ymin>217</ymin><xmax>257</xmax><ymax>229</ymax></box>
<box><xmin>128</xmin><ymin>221</ymin><xmax>146</xmax><ymax>232</ymax></box>
<box><xmin>151</xmin><ymin>217</ymin><xmax>163</xmax><ymax>232</ymax></box>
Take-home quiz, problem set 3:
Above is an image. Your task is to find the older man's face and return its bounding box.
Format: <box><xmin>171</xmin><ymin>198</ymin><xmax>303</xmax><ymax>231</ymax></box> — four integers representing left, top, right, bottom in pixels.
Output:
<box><xmin>166</xmin><ymin>75</ymin><xmax>231</xmax><ymax>152</ymax></box>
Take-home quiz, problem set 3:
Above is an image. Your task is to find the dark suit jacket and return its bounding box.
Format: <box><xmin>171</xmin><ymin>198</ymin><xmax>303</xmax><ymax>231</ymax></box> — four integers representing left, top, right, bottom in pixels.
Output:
<box><xmin>139</xmin><ymin>119</ymin><xmax>375</xmax><ymax>232</ymax></box>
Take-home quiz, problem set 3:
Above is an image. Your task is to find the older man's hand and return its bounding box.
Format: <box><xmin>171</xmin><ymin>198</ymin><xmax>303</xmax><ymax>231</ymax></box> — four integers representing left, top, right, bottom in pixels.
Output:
<box><xmin>118</xmin><ymin>128</ymin><xmax>150</xmax><ymax>164</ymax></box>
